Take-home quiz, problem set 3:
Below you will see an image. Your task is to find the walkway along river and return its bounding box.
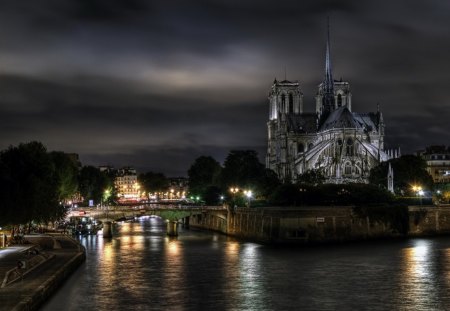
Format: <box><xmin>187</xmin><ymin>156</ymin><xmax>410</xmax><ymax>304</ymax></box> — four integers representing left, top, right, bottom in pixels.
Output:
<box><xmin>42</xmin><ymin>215</ymin><xmax>450</xmax><ymax>311</ymax></box>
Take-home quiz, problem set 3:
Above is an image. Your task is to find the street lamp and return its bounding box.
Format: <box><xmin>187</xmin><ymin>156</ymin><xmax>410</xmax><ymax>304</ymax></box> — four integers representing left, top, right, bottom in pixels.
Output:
<box><xmin>299</xmin><ymin>187</ymin><xmax>307</xmax><ymax>206</ymax></box>
<box><xmin>244</xmin><ymin>190</ymin><xmax>252</xmax><ymax>207</ymax></box>
<box><xmin>412</xmin><ymin>185</ymin><xmax>423</xmax><ymax>205</ymax></box>
<box><xmin>229</xmin><ymin>187</ymin><xmax>239</xmax><ymax>209</ymax></box>
<box><xmin>418</xmin><ymin>189</ymin><xmax>424</xmax><ymax>205</ymax></box>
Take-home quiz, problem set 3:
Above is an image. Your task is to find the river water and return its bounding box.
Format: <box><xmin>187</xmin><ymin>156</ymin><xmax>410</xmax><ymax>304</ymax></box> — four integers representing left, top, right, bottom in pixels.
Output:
<box><xmin>42</xmin><ymin>216</ymin><xmax>450</xmax><ymax>311</ymax></box>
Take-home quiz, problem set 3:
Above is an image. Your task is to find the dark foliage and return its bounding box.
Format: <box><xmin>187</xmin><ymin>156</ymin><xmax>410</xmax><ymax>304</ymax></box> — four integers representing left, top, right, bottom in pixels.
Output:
<box><xmin>353</xmin><ymin>205</ymin><xmax>409</xmax><ymax>235</ymax></box>
<box><xmin>187</xmin><ymin>156</ymin><xmax>221</xmax><ymax>198</ymax></box>
<box><xmin>268</xmin><ymin>183</ymin><xmax>395</xmax><ymax>206</ymax></box>
<box><xmin>0</xmin><ymin>142</ymin><xmax>64</xmax><ymax>226</ymax></box>
<box><xmin>369</xmin><ymin>155</ymin><xmax>434</xmax><ymax>195</ymax></box>
<box><xmin>138</xmin><ymin>171</ymin><xmax>169</xmax><ymax>194</ymax></box>
<box><xmin>78</xmin><ymin>166</ymin><xmax>110</xmax><ymax>206</ymax></box>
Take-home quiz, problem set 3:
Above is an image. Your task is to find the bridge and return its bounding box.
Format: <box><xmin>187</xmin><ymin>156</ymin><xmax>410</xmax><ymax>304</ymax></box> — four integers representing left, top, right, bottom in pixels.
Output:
<box><xmin>67</xmin><ymin>205</ymin><xmax>228</xmax><ymax>237</ymax></box>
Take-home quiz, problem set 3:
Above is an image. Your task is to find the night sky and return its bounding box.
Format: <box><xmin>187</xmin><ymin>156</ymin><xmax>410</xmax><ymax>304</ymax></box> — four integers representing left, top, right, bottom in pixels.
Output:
<box><xmin>0</xmin><ymin>0</ymin><xmax>449</xmax><ymax>176</ymax></box>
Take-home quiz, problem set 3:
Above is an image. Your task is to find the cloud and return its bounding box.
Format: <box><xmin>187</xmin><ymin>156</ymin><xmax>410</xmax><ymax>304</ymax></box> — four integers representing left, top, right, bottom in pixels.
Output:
<box><xmin>0</xmin><ymin>0</ymin><xmax>449</xmax><ymax>175</ymax></box>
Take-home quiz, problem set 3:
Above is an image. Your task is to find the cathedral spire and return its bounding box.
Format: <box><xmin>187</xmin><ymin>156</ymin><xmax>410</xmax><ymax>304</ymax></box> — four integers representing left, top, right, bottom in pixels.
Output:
<box><xmin>321</xmin><ymin>17</ymin><xmax>335</xmax><ymax>120</ymax></box>
<box><xmin>324</xmin><ymin>16</ymin><xmax>333</xmax><ymax>94</ymax></box>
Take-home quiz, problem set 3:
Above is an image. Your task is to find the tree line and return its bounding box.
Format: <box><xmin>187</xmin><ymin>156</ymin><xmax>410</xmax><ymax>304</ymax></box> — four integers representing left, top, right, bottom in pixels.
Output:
<box><xmin>0</xmin><ymin>142</ymin><xmax>116</xmax><ymax>230</ymax></box>
<box><xmin>187</xmin><ymin>151</ymin><xmax>438</xmax><ymax>207</ymax></box>
<box><xmin>0</xmin><ymin>141</ymin><xmax>440</xmax><ymax>233</ymax></box>
<box><xmin>187</xmin><ymin>150</ymin><xmax>280</xmax><ymax>206</ymax></box>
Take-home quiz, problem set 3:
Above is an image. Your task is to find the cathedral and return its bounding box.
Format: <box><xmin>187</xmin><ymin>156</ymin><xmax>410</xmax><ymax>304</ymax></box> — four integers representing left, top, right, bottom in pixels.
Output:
<box><xmin>266</xmin><ymin>22</ymin><xmax>394</xmax><ymax>184</ymax></box>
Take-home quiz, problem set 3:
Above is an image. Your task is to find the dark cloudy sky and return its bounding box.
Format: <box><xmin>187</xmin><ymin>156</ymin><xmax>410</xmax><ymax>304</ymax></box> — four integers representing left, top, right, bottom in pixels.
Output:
<box><xmin>0</xmin><ymin>0</ymin><xmax>449</xmax><ymax>176</ymax></box>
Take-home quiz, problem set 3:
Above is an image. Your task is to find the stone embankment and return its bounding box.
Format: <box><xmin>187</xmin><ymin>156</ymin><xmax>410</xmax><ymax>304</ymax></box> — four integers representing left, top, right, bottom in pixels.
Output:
<box><xmin>189</xmin><ymin>205</ymin><xmax>450</xmax><ymax>244</ymax></box>
<box><xmin>0</xmin><ymin>234</ymin><xmax>85</xmax><ymax>311</ymax></box>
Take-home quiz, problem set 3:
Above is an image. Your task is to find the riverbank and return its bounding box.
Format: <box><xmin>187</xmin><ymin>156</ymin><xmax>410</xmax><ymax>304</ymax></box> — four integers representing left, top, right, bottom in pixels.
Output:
<box><xmin>189</xmin><ymin>205</ymin><xmax>450</xmax><ymax>244</ymax></box>
<box><xmin>0</xmin><ymin>234</ymin><xmax>85</xmax><ymax>311</ymax></box>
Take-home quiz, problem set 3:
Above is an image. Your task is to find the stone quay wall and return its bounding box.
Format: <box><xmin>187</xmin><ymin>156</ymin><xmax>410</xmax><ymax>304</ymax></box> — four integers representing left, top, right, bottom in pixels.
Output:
<box><xmin>189</xmin><ymin>205</ymin><xmax>450</xmax><ymax>244</ymax></box>
<box><xmin>8</xmin><ymin>235</ymin><xmax>86</xmax><ymax>311</ymax></box>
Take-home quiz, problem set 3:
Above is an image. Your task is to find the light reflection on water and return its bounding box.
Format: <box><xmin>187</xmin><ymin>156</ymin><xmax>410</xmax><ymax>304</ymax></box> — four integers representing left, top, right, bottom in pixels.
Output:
<box><xmin>397</xmin><ymin>240</ymin><xmax>441</xmax><ymax>310</ymax></box>
<box><xmin>42</xmin><ymin>218</ymin><xmax>450</xmax><ymax>311</ymax></box>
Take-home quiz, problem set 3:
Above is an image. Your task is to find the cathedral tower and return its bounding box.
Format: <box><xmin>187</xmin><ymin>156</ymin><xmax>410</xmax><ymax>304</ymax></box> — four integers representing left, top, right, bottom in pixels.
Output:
<box><xmin>266</xmin><ymin>18</ymin><xmax>386</xmax><ymax>184</ymax></box>
<box><xmin>266</xmin><ymin>79</ymin><xmax>304</xmax><ymax>181</ymax></box>
<box><xmin>315</xmin><ymin>19</ymin><xmax>352</xmax><ymax>121</ymax></box>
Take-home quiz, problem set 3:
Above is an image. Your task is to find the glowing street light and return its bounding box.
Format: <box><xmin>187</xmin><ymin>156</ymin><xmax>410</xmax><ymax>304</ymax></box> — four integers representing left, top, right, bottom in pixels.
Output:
<box><xmin>229</xmin><ymin>187</ymin><xmax>239</xmax><ymax>209</ymax></box>
<box><xmin>230</xmin><ymin>187</ymin><xmax>239</xmax><ymax>194</ymax></box>
<box><xmin>412</xmin><ymin>185</ymin><xmax>424</xmax><ymax>205</ymax></box>
<box><xmin>244</xmin><ymin>190</ymin><xmax>253</xmax><ymax>207</ymax></box>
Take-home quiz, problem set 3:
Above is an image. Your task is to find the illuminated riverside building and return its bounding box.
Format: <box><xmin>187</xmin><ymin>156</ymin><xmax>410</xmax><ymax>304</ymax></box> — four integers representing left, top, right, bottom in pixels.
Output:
<box><xmin>417</xmin><ymin>146</ymin><xmax>450</xmax><ymax>183</ymax></box>
<box><xmin>266</xmin><ymin>21</ymin><xmax>394</xmax><ymax>183</ymax></box>
<box><xmin>114</xmin><ymin>167</ymin><xmax>141</xmax><ymax>202</ymax></box>
<box><xmin>155</xmin><ymin>177</ymin><xmax>188</xmax><ymax>202</ymax></box>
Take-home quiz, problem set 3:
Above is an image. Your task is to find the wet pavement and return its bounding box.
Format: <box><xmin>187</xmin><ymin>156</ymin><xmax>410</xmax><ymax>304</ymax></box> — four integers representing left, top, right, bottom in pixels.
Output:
<box><xmin>0</xmin><ymin>236</ymin><xmax>84</xmax><ymax>311</ymax></box>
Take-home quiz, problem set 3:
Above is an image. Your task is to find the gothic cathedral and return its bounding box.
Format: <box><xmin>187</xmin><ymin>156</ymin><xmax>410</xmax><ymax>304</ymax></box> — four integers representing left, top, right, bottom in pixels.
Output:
<box><xmin>266</xmin><ymin>21</ymin><xmax>394</xmax><ymax>184</ymax></box>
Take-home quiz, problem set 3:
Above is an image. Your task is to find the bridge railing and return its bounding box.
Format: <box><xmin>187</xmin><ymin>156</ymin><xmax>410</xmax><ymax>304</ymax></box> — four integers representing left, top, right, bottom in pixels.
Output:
<box><xmin>66</xmin><ymin>205</ymin><xmax>227</xmax><ymax>217</ymax></box>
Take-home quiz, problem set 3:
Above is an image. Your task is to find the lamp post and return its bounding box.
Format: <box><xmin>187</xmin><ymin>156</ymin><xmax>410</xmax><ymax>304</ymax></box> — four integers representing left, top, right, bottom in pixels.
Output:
<box><xmin>230</xmin><ymin>187</ymin><xmax>239</xmax><ymax>209</ymax></box>
<box><xmin>418</xmin><ymin>189</ymin><xmax>424</xmax><ymax>205</ymax></box>
<box><xmin>299</xmin><ymin>187</ymin><xmax>307</xmax><ymax>206</ymax></box>
<box><xmin>412</xmin><ymin>185</ymin><xmax>423</xmax><ymax>205</ymax></box>
<box><xmin>244</xmin><ymin>190</ymin><xmax>252</xmax><ymax>207</ymax></box>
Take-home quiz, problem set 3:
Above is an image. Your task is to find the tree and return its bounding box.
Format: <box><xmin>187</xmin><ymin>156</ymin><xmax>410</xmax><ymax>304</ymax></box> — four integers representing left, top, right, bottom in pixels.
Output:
<box><xmin>297</xmin><ymin>169</ymin><xmax>326</xmax><ymax>186</ymax></box>
<box><xmin>220</xmin><ymin>150</ymin><xmax>280</xmax><ymax>203</ymax></box>
<box><xmin>369</xmin><ymin>155</ymin><xmax>434</xmax><ymax>195</ymax></box>
<box><xmin>187</xmin><ymin>156</ymin><xmax>222</xmax><ymax>198</ymax></box>
<box><xmin>220</xmin><ymin>150</ymin><xmax>264</xmax><ymax>190</ymax></box>
<box><xmin>258</xmin><ymin>168</ymin><xmax>281</xmax><ymax>199</ymax></box>
<box><xmin>78</xmin><ymin>166</ymin><xmax>109</xmax><ymax>206</ymax></box>
<box><xmin>138</xmin><ymin>172</ymin><xmax>169</xmax><ymax>195</ymax></box>
<box><xmin>202</xmin><ymin>185</ymin><xmax>222</xmax><ymax>205</ymax></box>
<box><xmin>268</xmin><ymin>183</ymin><xmax>394</xmax><ymax>206</ymax></box>
<box><xmin>50</xmin><ymin>151</ymin><xmax>79</xmax><ymax>203</ymax></box>
<box><xmin>0</xmin><ymin>142</ymin><xmax>63</xmax><ymax>227</ymax></box>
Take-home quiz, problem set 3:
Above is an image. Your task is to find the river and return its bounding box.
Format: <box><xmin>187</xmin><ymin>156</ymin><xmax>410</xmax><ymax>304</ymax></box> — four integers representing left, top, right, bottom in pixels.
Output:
<box><xmin>41</xmin><ymin>216</ymin><xmax>450</xmax><ymax>311</ymax></box>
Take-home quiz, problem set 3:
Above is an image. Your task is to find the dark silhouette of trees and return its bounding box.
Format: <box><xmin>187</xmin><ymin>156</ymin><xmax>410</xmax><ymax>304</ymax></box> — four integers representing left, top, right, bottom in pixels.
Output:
<box><xmin>138</xmin><ymin>171</ymin><xmax>169</xmax><ymax>195</ymax></box>
<box><xmin>297</xmin><ymin>169</ymin><xmax>326</xmax><ymax>186</ymax></box>
<box><xmin>186</xmin><ymin>150</ymin><xmax>280</xmax><ymax>205</ymax></box>
<box><xmin>78</xmin><ymin>166</ymin><xmax>110</xmax><ymax>206</ymax></box>
<box><xmin>50</xmin><ymin>151</ymin><xmax>79</xmax><ymax>203</ymax></box>
<box><xmin>268</xmin><ymin>183</ymin><xmax>395</xmax><ymax>206</ymax></box>
<box><xmin>369</xmin><ymin>155</ymin><xmax>434</xmax><ymax>195</ymax></box>
<box><xmin>0</xmin><ymin>142</ymin><xmax>63</xmax><ymax>227</ymax></box>
<box><xmin>187</xmin><ymin>156</ymin><xmax>222</xmax><ymax>203</ymax></box>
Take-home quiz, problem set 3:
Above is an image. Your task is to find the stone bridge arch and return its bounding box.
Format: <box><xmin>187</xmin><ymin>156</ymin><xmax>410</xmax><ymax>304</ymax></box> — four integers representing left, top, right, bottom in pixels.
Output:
<box><xmin>71</xmin><ymin>206</ymin><xmax>228</xmax><ymax>237</ymax></box>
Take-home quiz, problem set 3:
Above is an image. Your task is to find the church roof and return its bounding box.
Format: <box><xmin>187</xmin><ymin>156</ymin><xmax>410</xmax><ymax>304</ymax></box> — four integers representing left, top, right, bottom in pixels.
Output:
<box><xmin>274</xmin><ymin>79</ymin><xmax>299</xmax><ymax>86</ymax></box>
<box><xmin>319</xmin><ymin>107</ymin><xmax>380</xmax><ymax>132</ymax></box>
<box><xmin>353</xmin><ymin>112</ymin><xmax>378</xmax><ymax>132</ymax></box>
<box><xmin>320</xmin><ymin>107</ymin><xmax>362</xmax><ymax>130</ymax></box>
<box><xmin>286</xmin><ymin>114</ymin><xmax>317</xmax><ymax>134</ymax></box>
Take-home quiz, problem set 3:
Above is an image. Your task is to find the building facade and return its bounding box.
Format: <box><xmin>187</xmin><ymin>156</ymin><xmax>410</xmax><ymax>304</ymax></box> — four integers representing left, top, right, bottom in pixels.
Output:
<box><xmin>417</xmin><ymin>146</ymin><xmax>450</xmax><ymax>183</ymax></box>
<box><xmin>114</xmin><ymin>167</ymin><xmax>140</xmax><ymax>202</ymax></box>
<box><xmin>266</xmin><ymin>22</ymin><xmax>392</xmax><ymax>184</ymax></box>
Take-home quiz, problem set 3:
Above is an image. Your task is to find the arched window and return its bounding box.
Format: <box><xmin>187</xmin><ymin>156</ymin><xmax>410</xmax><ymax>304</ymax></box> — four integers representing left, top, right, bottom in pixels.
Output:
<box><xmin>355</xmin><ymin>163</ymin><xmax>361</xmax><ymax>175</ymax></box>
<box><xmin>344</xmin><ymin>163</ymin><xmax>352</xmax><ymax>175</ymax></box>
<box><xmin>337</xmin><ymin>94</ymin><xmax>342</xmax><ymax>107</ymax></box>
<box><xmin>281</xmin><ymin>94</ymin><xmax>286</xmax><ymax>112</ymax></box>
<box><xmin>308</xmin><ymin>143</ymin><xmax>314</xmax><ymax>151</ymax></box>
<box><xmin>297</xmin><ymin>143</ymin><xmax>304</xmax><ymax>153</ymax></box>
<box><xmin>346</xmin><ymin>138</ymin><xmax>353</xmax><ymax>156</ymax></box>
<box><xmin>289</xmin><ymin>94</ymin><xmax>294</xmax><ymax>113</ymax></box>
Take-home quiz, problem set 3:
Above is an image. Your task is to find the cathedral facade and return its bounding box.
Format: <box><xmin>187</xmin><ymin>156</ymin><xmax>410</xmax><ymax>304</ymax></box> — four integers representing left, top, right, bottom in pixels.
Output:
<box><xmin>266</xmin><ymin>24</ymin><xmax>392</xmax><ymax>184</ymax></box>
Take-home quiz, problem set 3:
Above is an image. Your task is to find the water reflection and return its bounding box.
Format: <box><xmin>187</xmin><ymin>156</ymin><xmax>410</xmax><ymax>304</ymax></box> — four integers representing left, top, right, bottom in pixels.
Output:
<box><xmin>398</xmin><ymin>239</ymin><xmax>440</xmax><ymax>310</ymax></box>
<box><xmin>238</xmin><ymin>243</ymin><xmax>265</xmax><ymax>310</ymax></box>
<box><xmin>42</xmin><ymin>219</ymin><xmax>450</xmax><ymax>311</ymax></box>
<box><xmin>161</xmin><ymin>237</ymin><xmax>186</xmax><ymax>308</ymax></box>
